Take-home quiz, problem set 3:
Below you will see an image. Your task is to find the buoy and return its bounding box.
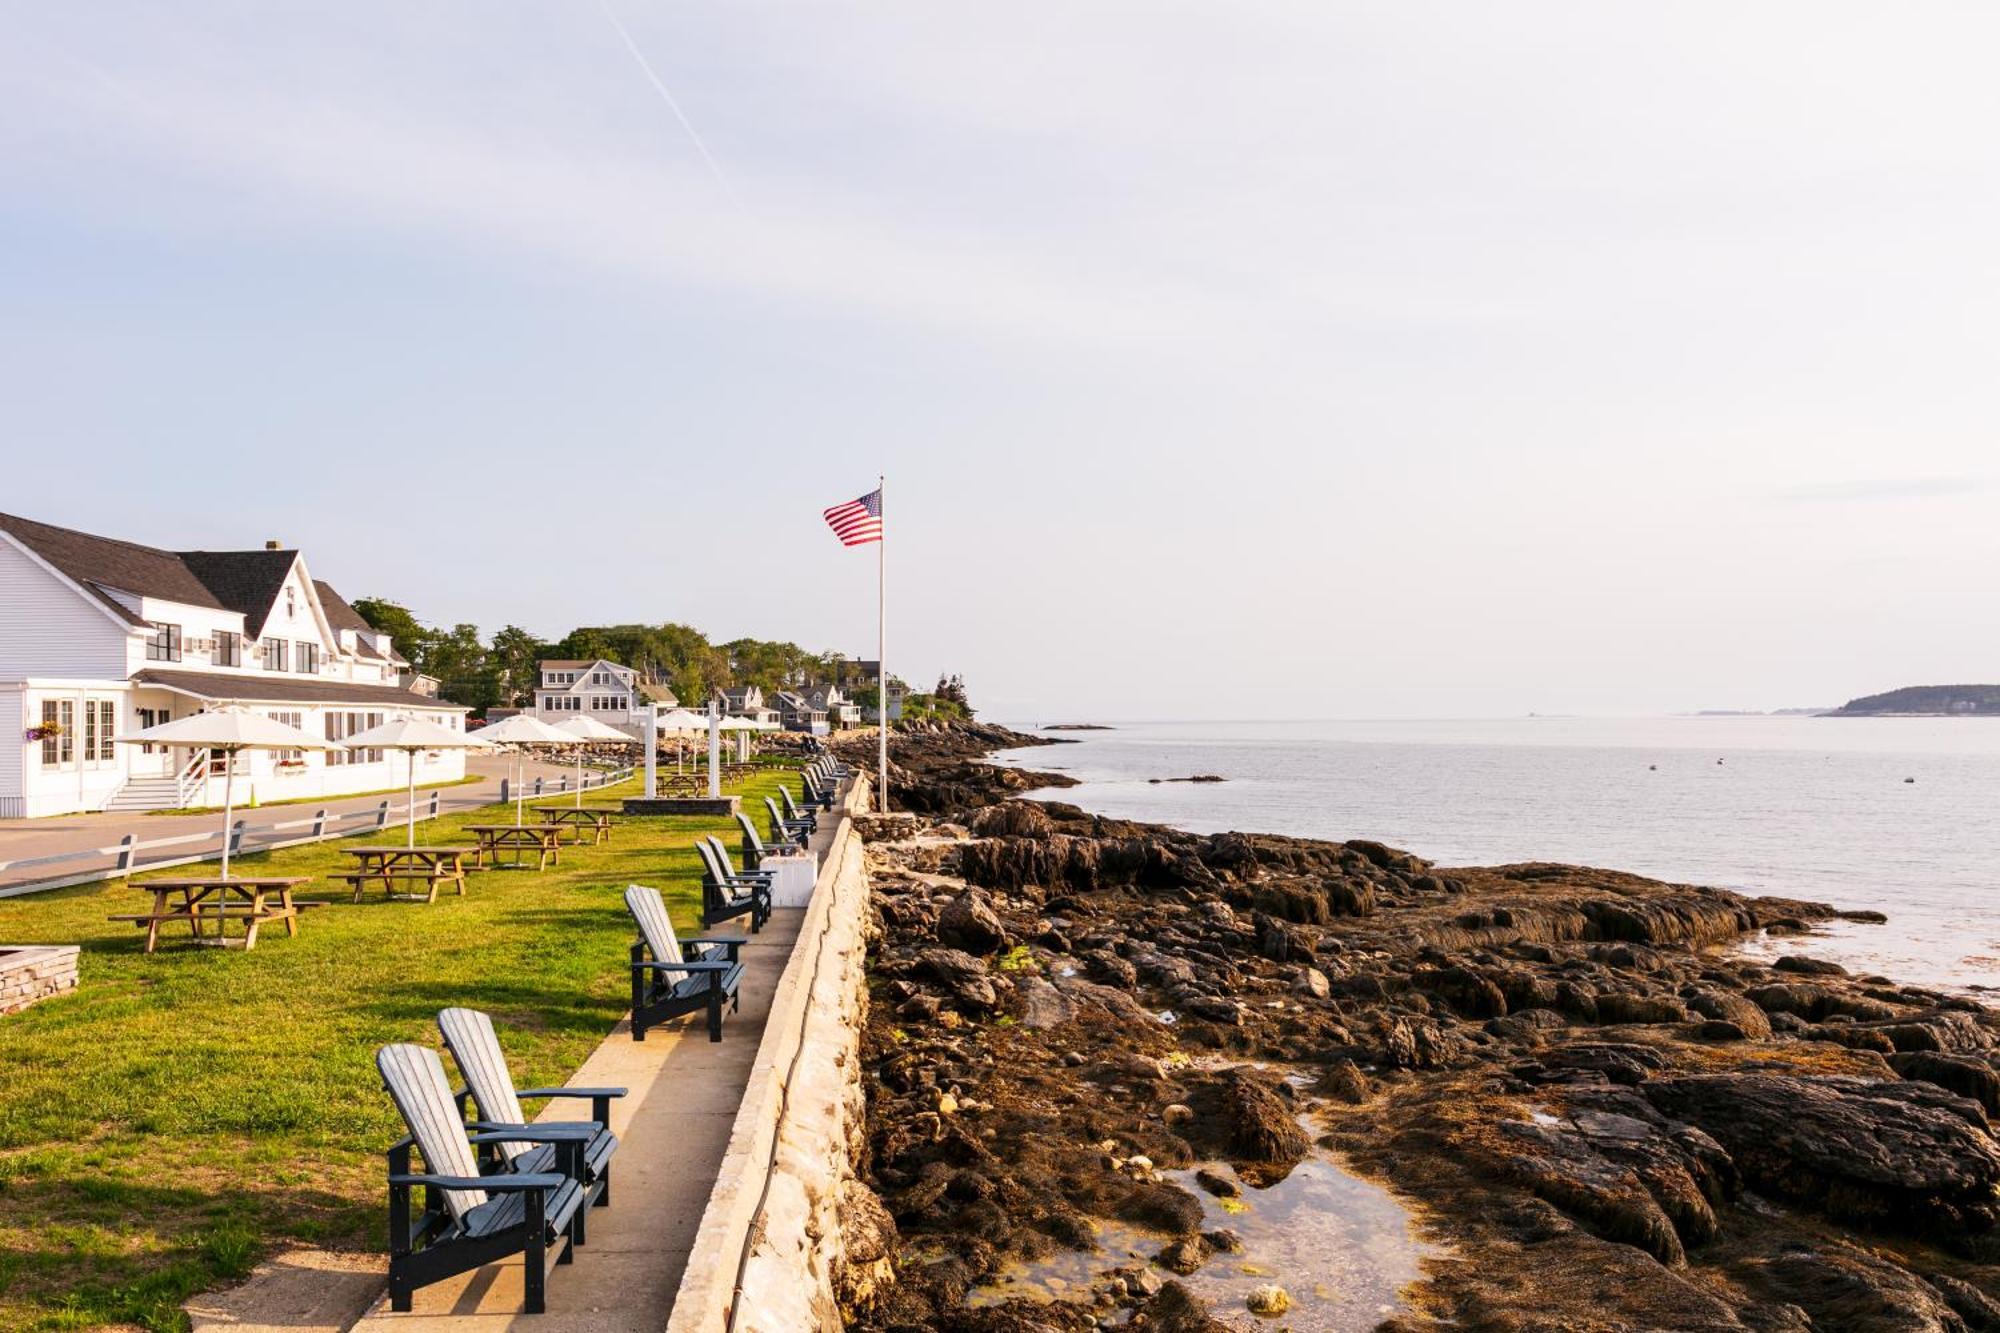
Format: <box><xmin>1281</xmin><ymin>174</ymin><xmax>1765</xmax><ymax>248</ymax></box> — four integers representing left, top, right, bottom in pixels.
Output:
<box><xmin>1905</xmin><ymin>777</ymin><xmax>1916</xmax><ymax>784</ymax></box>
<box><xmin>1648</xmin><ymin>764</ymin><xmax>1657</xmax><ymax>771</ymax></box>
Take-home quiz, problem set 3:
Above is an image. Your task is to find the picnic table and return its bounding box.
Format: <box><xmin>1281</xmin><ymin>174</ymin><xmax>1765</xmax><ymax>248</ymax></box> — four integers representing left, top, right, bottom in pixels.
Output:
<box><xmin>465</xmin><ymin>824</ymin><xmax>563</xmax><ymax>871</ymax></box>
<box><xmin>531</xmin><ymin>806</ymin><xmax>618</xmax><ymax>846</ymax></box>
<box><xmin>336</xmin><ymin>846</ymin><xmax>476</xmax><ymax>903</ymax></box>
<box><xmin>109</xmin><ymin>877</ymin><xmax>319</xmax><ymax>953</ymax></box>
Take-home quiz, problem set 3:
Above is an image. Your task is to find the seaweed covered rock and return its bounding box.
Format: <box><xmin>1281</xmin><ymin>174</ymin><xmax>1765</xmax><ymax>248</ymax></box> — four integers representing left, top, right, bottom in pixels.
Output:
<box><xmin>1641</xmin><ymin>1074</ymin><xmax>2000</xmax><ymax>1236</ymax></box>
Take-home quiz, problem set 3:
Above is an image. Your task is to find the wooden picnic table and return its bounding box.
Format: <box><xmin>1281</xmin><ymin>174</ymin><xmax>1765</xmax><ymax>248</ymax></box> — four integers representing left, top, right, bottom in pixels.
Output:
<box><xmin>337</xmin><ymin>846</ymin><xmax>476</xmax><ymax>903</ymax></box>
<box><xmin>464</xmin><ymin>824</ymin><xmax>563</xmax><ymax>871</ymax></box>
<box><xmin>531</xmin><ymin>806</ymin><xmax>618</xmax><ymax>845</ymax></box>
<box><xmin>108</xmin><ymin>877</ymin><xmax>319</xmax><ymax>953</ymax></box>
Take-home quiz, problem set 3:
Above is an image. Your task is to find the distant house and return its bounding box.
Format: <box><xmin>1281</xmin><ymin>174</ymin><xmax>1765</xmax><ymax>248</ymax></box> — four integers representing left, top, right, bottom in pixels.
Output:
<box><xmin>829</xmin><ymin>658</ymin><xmax>906</xmax><ymax>722</ymax></box>
<box><xmin>717</xmin><ymin>684</ymin><xmax>780</xmax><ymax>728</ymax></box>
<box><xmin>805</xmin><ymin>682</ymin><xmax>862</xmax><ymax>730</ymax></box>
<box><xmin>0</xmin><ymin>512</ymin><xmax>467</xmax><ymax>818</ymax></box>
<box><xmin>533</xmin><ymin>659</ymin><xmax>671</xmax><ymax>737</ymax></box>
<box><xmin>768</xmin><ymin>689</ymin><xmax>829</xmax><ymax>735</ymax></box>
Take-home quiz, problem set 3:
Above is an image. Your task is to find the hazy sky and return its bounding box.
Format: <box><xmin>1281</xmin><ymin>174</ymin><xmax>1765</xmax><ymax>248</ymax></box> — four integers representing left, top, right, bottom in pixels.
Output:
<box><xmin>4</xmin><ymin>4</ymin><xmax>1997</xmax><ymax>720</ymax></box>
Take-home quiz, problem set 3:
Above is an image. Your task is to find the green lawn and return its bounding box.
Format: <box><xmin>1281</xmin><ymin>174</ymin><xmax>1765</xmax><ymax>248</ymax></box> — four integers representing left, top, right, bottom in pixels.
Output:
<box><xmin>0</xmin><ymin>768</ymin><xmax>800</xmax><ymax>1332</ymax></box>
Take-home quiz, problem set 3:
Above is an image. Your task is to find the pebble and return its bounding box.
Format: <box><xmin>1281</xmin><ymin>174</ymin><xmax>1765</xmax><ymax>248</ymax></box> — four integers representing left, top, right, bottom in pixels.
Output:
<box><xmin>1247</xmin><ymin>1283</ymin><xmax>1291</xmax><ymax>1316</ymax></box>
<box><xmin>1163</xmin><ymin>1103</ymin><xmax>1194</xmax><ymax>1126</ymax></box>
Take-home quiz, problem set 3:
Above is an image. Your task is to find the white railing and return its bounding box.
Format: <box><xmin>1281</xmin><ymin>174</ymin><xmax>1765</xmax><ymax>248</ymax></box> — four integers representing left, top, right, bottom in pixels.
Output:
<box><xmin>174</xmin><ymin>748</ymin><xmax>211</xmax><ymax>807</ymax></box>
<box><xmin>0</xmin><ymin>766</ymin><xmax>636</xmax><ymax>898</ymax></box>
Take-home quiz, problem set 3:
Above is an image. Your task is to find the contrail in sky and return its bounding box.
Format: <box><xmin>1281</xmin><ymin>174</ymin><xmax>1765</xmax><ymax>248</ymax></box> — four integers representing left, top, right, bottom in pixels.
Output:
<box><xmin>597</xmin><ymin>0</ymin><xmax>744</xmax><ymax>210</ymax></box>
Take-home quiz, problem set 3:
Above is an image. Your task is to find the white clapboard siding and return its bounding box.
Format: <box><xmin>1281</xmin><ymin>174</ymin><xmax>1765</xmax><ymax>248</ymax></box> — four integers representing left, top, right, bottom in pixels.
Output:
<box><xmin>0</xmin><ymin>537</ymin><xmax>131</xmax><ymax>680</ymax></box>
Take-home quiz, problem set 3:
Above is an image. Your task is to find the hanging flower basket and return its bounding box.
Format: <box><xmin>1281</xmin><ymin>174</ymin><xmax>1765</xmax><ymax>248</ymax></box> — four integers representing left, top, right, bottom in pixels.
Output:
<box><xmin>25</xmin><ymin>723</ymin><xmax>64</xmax><ymax>742</ymax></box>
<box><xmin>275</xmin><ymin>758</ymin><xmax>308</xmax><ymax>772</ymax></box>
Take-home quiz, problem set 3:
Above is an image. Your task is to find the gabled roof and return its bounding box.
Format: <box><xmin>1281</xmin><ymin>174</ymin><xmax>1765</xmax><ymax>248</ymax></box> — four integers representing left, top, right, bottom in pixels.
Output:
<box><xmin>539</xmin><ymin>659</ymin><xmax>596</xmax><ymax>670</ymax></box>
<box><xmin>636</xmin><ymin>682</ymin><xmax>678</xmax><ymax>704</ymax></box>
<box><xmin>313</xmin><ymin>579</ymin><xmax>371</xmax><ymax>634</ymax></box>
<box><xmin>134</xmin><ymin>668</ymin><xmax>465</xmax><ymax>711</ymax></box>
<box><xmin>179</xmin><ymin>549</ymin><xmax>298</xmax><ymax>638</ymax></box>
<box><xmin>0</xmin><ymin>511</ymin><xmax>216</xmax><ymax>625</ymax></box>
<box><xmin>0</xmin><ymin>511</ymin><xmax>322</xmax><ymax>640</ymax></box>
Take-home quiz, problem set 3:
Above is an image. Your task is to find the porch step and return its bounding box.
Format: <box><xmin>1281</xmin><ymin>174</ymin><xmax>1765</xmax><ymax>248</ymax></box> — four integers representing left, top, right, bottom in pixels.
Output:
<box><xmin>102</xmin><ymin>778</ymin><xmax>189</xmax><ymax>813</ymax></box>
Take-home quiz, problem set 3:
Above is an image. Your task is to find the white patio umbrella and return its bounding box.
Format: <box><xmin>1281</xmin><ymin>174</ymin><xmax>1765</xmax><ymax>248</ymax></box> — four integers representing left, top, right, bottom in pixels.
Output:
<box><xmin>653</xmin><ymin>708</ymin><xmax>707</xmax><ymax>773</ymax></box>
<box><xmin>116</xmin><ymin>706</ymin><xmax>340</xmax><ymax>877</ymax></box>
<box><xmin>474</xmin><ymin>713</ymin><xmax>585</xmax><ymax>823</ymax></box>
<box><xmin>719</xmin><ymin>715</ymin><xmax>758</xmax><ymax>764</ymax></box>
<box><xmin>338</xmin><ymin>716</ymin><xmax>496</xmax><ymax>846</ymax></box>
<box><xmin>554</xmin><ymin>714</ymin><xmax>635</xmax><ymax>806</ymax></box>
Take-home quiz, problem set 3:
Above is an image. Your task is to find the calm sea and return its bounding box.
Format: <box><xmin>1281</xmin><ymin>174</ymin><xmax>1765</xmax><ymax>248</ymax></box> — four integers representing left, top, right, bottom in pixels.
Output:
<box><xmin>992</xmin><ymin>717</ymin><xmax>2000</xmax><ymax>994</ymax></box>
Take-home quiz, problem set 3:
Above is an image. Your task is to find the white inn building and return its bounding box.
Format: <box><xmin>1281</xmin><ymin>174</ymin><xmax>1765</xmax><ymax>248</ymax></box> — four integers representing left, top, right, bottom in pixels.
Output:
<box><xmin>533</xmin><ymin>659</ymin><xmax>675</xmax><ymax>738</ymax></box>
<box><xmin>0</xmin><ymin>512</ymin><xmax>469</xmax><ymax>817</ymax></box>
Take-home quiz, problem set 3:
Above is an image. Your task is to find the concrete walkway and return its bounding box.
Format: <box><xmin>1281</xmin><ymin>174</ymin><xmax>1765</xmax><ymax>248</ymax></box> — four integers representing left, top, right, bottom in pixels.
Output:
<box><xmin>0</xmin><ymin>755</ymin><xmax>592</xmax><ymax>894</ymax></box>
<box><xmin>185</xmin><ymin>789</ymin><xmax>850</xmax><ymax>1333</ymax></box>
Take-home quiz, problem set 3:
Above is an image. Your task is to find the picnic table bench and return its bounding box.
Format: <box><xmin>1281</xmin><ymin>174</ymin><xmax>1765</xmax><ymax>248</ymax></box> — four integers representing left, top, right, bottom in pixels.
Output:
<box><xmin>465</xmin><ymin>824</ymin><xmax>564</xmax><ymax>871</ymax></box>
<box><xmin>336</xmin><ymin>846</ymin><xmax>476</xmax><ymax>903</ymax></box>
<box><xmin>531</xmin><ymin>805</ymin><xmax>618</xmax><ymax>846</ymax></box>
<box><xmin>109</xmin><ymin>877</ymin><xmax>321</xmax><ymax>953</ymax></box>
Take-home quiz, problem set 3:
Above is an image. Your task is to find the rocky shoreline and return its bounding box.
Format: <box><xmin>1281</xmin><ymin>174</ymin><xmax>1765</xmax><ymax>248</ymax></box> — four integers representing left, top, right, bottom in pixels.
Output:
<box><xmin>833</xmin><ymin>722</ymin><xmax>2000</xmax><ymax>1331</ymax></box>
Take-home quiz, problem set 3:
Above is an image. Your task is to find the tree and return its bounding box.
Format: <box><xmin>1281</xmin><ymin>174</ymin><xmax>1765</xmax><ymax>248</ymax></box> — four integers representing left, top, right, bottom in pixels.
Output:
<box><xmin>426</xmin><ymin>623</ymin><xmax>499</xmax><ymax>712</ymax></box>
<box><xmin>934</xmin><ymin>673</ymin><xmax>973</xmax><ymax>715</ymax></box>
<box><xmin>488</xmin><ymin>625</ymin><xmax>547</xmax><ymax>706</ymax></box>
<box><xmin>352</xmin><ymin>598</ymin><xmax>429</xmax><ymax>667</ymax></box>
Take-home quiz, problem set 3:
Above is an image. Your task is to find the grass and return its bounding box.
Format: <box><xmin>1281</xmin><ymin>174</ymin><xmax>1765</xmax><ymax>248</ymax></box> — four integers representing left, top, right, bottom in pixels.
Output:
<box><xmin>0</xmin><ymin>767</ymin><xmax>800</xmax><ymax>1332</ymax></box>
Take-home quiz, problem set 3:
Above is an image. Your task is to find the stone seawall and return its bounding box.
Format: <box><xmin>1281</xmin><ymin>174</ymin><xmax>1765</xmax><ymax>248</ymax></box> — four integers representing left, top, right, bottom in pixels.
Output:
<box><xmin>664</xmin><ymin>777</ymin><xmax>883</xmax><ymax>1333</ymax></box>
<box><xmin>0</xmin><ymin>945</ymin><xmax>78</xmax><ymax>1015</ymax></box>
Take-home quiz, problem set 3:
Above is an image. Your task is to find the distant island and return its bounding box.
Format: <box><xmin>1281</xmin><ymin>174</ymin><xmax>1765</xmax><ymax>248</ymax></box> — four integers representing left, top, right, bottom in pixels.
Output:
<box><xmin>1833</xmin><ymin>683</ymin><xmax>2000</xmax><ymax>716</ymax></box>
<box><xmin>1042</xmin><ymin>723</ymin><xmax>1115</xmax><ymax>731</ymax></box>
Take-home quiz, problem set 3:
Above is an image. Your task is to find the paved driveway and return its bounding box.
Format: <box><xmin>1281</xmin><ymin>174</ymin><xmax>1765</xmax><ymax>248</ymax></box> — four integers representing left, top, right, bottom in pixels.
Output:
<box><xmin>0</xmin><ymin>755</ymin><xmax>609</xmax><ymax>894</ymax></box>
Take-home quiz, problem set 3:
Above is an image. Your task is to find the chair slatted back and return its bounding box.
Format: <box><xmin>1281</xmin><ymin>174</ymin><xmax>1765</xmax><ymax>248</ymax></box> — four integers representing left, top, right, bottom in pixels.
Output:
<box><xmin>378</xmin><ymin>1044</ymin><xmax>487</xmax><ymax>1219</ymax></box>
<box><xmin>763</xmin><ymin>796</ymin><xmax>788</xmax><ymax>837</ymax></box>
<box><xmin>624</xmin><ymin>884</ymin><xmax>683</xmax><ymax>965</ymax></box>
<box><xmin>780</xmin><ymin>786</ymin><xmax>804</xmax><ymax>820</ymax></box>
<box><xmin>703</xmin><ymin>835</ymin><xmax>741</xmax><ymax>878</ymax></box>
<box><xmin>693</xmin><ymin>839</ymin><xmax>727</xmax><ymax>889</ymax></box>
<box><xmin>734</xmin><ymin>812</ymin><xmax>766</xmax><ymax>865</ymax></box>
<box><xmin>437</xmin><ymin>1008</ymin><xmax>529</xmax><ymax>1163</ymax></box>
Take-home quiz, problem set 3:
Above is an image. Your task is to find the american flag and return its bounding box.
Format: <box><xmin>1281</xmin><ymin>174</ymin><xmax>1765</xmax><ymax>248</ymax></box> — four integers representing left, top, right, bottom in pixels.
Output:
<box><xmin>822</xmin><ymin>487</ymin><xmax>883</xmax><ymax>546</ymax></box>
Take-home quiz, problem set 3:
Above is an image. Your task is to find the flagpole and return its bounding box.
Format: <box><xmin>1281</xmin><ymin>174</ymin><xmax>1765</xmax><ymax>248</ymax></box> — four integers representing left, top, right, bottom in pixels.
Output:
<box><xmin>877</xmin><ymin>473</ymin><xmax>889</xmax><ymax>813</ymax></box>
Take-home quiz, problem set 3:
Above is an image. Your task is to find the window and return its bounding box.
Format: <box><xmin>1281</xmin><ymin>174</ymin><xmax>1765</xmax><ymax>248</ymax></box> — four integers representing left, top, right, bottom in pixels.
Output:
<box><xmin>57</xmin><ymin>700</ymin><xmax>74</xmax><ymax>765</ymax></box>
<box><xmin>261</xmin><ymin>639</ymin><xmax>287</xmax><ymax>672</ymax></box>
<box><xmin>214</xmin><ymin>631</ymin><xmax>241</xmax><ymax>667</ymax></box>
<box><xmin>39</xmin><ymin>702</ymin><xmax>58</xmax><ymax>766</ymax></box>
<box><xmin>267</xmin><ymin>710</ymin><xmax>305</xmax><ymax>764</ymax></box>
<box><xmin>137</xmin><ymin>706</ymin><xmax>169</xmax><ymax>754</ymax></box>
<box><xmin>146</xmin><ymin>623</ymin><xmax>182</xmax><ymax>662</ymax></box>
<box><xmin>296</xmin><ymin>642</ymin><xmax>319</xmax><ymax>674</ymax></box>
<box><xmin>98</xmin><ymin>701</ymin><xmax>115</xmax><ymax>762</ymax></box>
<box><xmin>326</xmin><ymin>710</ymin><xmax>385</xmax><ymax>765</ymax></box>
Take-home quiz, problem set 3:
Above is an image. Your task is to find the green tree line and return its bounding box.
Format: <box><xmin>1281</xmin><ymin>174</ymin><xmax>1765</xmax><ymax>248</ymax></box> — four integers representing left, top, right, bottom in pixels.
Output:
<box><xmin>350</xmin><ymin>601</ymin><xmax>957</xmax><ymax>716</ymax></box>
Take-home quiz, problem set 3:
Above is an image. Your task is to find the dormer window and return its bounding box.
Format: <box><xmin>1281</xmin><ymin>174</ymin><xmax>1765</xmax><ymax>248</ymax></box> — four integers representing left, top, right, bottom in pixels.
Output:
<box><xmin>145</xmin><ymin>623</ymin><xmax>182</xmax><ymax>662</ymax></box>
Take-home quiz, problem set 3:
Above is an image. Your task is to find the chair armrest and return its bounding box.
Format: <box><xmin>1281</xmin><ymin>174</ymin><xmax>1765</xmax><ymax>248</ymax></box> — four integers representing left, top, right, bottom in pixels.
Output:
<box><xmin>517</xmin><ymin>1086</ymin><xmax>628</xmax><ymax>1100</ymax></box>
<box><xmin>634</xmin><ymin>958</ymin><xmax>736</xmax><ymax>973</ymax></box>
<box><xmin>466</xmin><ymin>1125</ymin><xmax>595</xmax><ymax>1143</ymax></box>
<box><xmin>688</xmin><ymin>935</ymin><xmax>748</xmax><ymax>947</ymax></box>
<box><xmin>390</xmin><ymin>1171</ymin><xmax>567</xmax><ymax>1192</ymax></box>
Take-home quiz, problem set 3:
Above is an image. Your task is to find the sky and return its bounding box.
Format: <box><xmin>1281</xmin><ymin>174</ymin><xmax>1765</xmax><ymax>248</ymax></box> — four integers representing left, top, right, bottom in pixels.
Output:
<box><xmin>3</xmin><ymin>3</ymin><xmax>1998</xmax><ymax>721</ymax></box>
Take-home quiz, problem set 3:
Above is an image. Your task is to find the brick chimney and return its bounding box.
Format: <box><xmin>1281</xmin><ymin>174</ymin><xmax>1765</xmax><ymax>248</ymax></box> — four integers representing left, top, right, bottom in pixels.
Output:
<box><xmin>265</xmin><ymin>540</ymin><xmax>282</xmax><ymax>550</ymax></box>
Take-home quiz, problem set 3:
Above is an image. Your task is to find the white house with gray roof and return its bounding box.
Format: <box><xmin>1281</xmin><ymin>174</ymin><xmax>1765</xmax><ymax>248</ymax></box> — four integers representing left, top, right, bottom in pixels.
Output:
<box><xmin>534</xmin><ymin>658</ymin><xmax>674</xmax><ymax>739</ymax></box>
<box><xmin>0</xmin><ymin>511</ymin><xmax>468</xmax><ymax>817</ymax></box>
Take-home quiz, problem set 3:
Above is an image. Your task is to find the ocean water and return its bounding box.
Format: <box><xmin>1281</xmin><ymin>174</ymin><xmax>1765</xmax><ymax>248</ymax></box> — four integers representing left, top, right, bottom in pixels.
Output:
<box><xmin>993</xmin><ymin>716</ymin><xmax>2000</xmax><ymax>994</ymax></box>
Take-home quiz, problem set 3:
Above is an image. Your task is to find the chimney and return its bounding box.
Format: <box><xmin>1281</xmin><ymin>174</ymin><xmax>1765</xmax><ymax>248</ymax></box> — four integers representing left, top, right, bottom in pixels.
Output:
<box><xmin>265</xmin><ymin>540</ymin><xmax>282</xmax><ymax>550</ymax></box>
